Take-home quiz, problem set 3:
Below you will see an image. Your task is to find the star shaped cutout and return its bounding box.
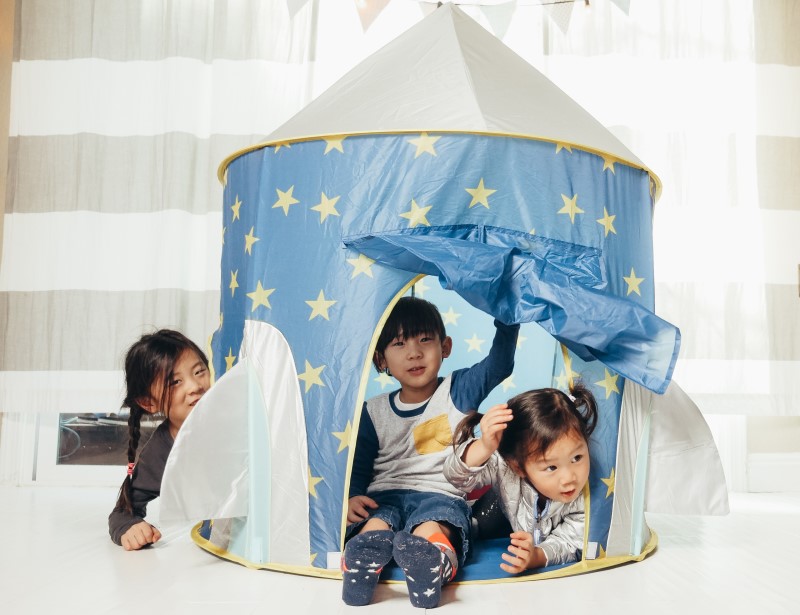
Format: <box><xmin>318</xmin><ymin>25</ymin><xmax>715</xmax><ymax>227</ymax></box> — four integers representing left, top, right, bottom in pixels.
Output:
<box><xmin>601</xmin><ymin>468</ymin><xmax>616</xmax><ymax>497</ymax></box>
<box><xmin>324</xmin><ymin>136</ymin><xmax>345</xmax><ymax>154</ymax></box>
<box><xmin>244</xmin><ymin>226</ymin><xmax>260</xmax><ymax>255</ymax></box>
<box><xmin>308</xmin><ymin>467</ymin><xmax>323</xmax><ymax>498</ymax></box>
<box><xmin>347</xmin><ymin>254</ymin><xmax>375</xmax><ymax>278</ymax></box>
<box><xmin>231</xmin><ymin>195</ymin><xmax>242</xmax><ymax>222</ymax></box>
<box><xmin>558</xmin><ymin>193</ymin><xmax>585</xmax><ymax>224</ymax></box>
<box><xmin>229</xmin><ymin>270</ymin><xmax>239</xmax><ymax>297</ymax></box>
<box><xmin>441</xmin><ymin>307</ymin><xmax>461</xmax><ymax>326</ymax></box>
<box><xmin>273</xmin><ymin>186</ymin><xmax>300</xmax><ymax>215</ymax></box>
<box><xmin>298</xmin><ymin>360</ymin><xmax>326</xmax><ymax>392</ymax></box>
<box><xmin>306</xmin><ymin>290</ymin><xmax>337</xmax><ymax>321</ymax></box>
<box><xmin>246</xmin><ymin>280</ymin><xmax>275</xmax><ymax>312</ymax></box>
<box><xmin>465</xmin><ymin>178</ymin><xmax>496</xmax><ymax>209</ymax></box>
<box><xmin>554</xmin><ymin>369</ymin><xmax>569</xmax><ymax>389</ymax></box>
<box><xmin>407</xmin><ymin>132</ymin><xmax>441</xmax><ymax>158</ymax></box>
<box><xmin>596</xmin><ymin>207</ymin><xmax>617</xmax><ymax>236</ymax></box>
<box><xmin>623</xmin><ymin>267</ymin><xmax>644</xmax><ymax>296</ymax></box>
<box><xmin>332</xmin><ymin>421</ymin><xmax>353</xmax><ymax>453</ymax></box>
<box><xmin>400</xmin><ymin>199</ymin><xmax>432</xmax><ymax>228</ymax></box>
<box><xmin>311</xmin><ymin>192</ymin><xmax>340</xmax><ymax>222</ymax></box>
<box><xmin>595</xmin><ymin>368</ymin><xmax>620</xmax><ymax>399</ymax></box>
<box><xmin>501</xmin><ymin>375</ymin><xmax>516</xmax><ymax>392</ymax></box>
<box><xmin>555</xmin><ymin>142</ymin><xmax>573</xmax><ymax>154</ymax></box>
<box><xmin>374</xmin><ymin>371</ymin><xmax>395</xmax><ymax>389</ymax></box>
<box><xmin>224</xmin><ymin>348</ymin><xmax>236</xmax><ymax>372</ymax></box>
<box><xmin>602</xmin><ymin>154</ymin><xmax>617</xmax><ymax>174</ymax></box>
<box><xmin>464</xmin><ymin>333</ymin><xmax>485</xmax><ymax>353</ymax></box>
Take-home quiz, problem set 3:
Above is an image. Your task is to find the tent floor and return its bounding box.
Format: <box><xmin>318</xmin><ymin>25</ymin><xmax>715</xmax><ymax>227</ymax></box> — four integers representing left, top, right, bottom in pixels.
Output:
<box><xmin>3</xmin><ymin>486</ymin><xmax>797</xmax><ymax>614</ymax></box>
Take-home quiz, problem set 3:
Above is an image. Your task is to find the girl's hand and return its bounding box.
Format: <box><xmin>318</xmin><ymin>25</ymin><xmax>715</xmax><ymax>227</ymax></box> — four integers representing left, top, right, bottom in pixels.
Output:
<box><xmin>120</xmin><ymin>521</ymin><xmax>161</xmax><ymax>551</ymax></box>
<box><xmin>478</xmin><ymin>403</ymin><xmax>513</xmax><ymax>455</ymax></box>
<box><xmin>500</xmin><ymin>531</ymin><xmax>546</xmax><ymax>574</ymax></box>
<box><xmin>347</xmin><ymin>495</ymin><xmax>378</xmax><ymax>524</ymax></box>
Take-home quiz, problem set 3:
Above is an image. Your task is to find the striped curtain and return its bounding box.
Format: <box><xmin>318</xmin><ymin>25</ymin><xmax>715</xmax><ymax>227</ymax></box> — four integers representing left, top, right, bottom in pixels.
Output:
<box><xmin>0</xmin><ymin>0</ymin><xmax>316</xmax><ymax>415</ymax></box>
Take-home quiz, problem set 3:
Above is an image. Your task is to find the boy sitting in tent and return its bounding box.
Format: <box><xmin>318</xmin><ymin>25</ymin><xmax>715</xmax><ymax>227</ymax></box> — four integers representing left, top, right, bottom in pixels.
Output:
<box><xmin>343</xmin><ymin>296</ymin><xmax>519</xmax><ymax>608</ymax></box>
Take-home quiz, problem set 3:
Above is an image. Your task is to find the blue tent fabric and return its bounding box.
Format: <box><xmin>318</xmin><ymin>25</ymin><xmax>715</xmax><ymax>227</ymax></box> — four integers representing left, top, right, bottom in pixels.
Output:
<box><xmin>345</xmin><ymin>226</ymin><xmax>680</xmax><ymax>394</ymax></box>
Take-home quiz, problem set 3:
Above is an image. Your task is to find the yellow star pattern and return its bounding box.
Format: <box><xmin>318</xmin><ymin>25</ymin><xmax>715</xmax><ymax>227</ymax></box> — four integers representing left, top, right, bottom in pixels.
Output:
<box><xmin>374</xmin><ymin>371</ymin><xmax>395</xmax><ymax>389</ymax></box>
<box><xmin>413</xmin><ymin>278</ymin><xmax>430</xmax><ymax>298</ymax></box>
<box><xmin>332</xmin><ymin>421</ymin><xmax>353</xmax><ymax>454</ymax></box>
<box><xmin>400</xmin><ymin>199</ymin><xmax>432</xmax><ymax>228</ymax></box>
<box><xmin>347</xmin><ymin>254</ymin><xmax>375</xmax><ymax>278</ymax></box>
<box><xmin>602</xmin><ymin>155</ymin><xmax>617</xmax><ymax>174</ymax></box>
<box><xmin>225</xmin><ymin>348</ymin><xmax>236</xmax><ymax>372</ymax></box>
<box><xmin>273</xmin><ymin>142</ymin><xmax>292</xmax><ymax>152</ymax></box>
<box><xmin>231</xmin><ymin>195</ymin><xmax>242</xmax><ymax>221</ymax></box>
<box><xmin>407</xmin><ymin>132</ymin><xmax>441</xmax><ymax>158</ymax></box>
<box><xmin>597</xmin><ymin>544</ymin><xmax>607</xmax><ymax>559</ymax></box>
<box><xmin>596</xmin><ymin>207</ymin><xmax>617</xmax><ymax>237</ymax></box>
<box><xmin>298</xmin><ymin>360</ymin><xmax>326</xmax><ymax>392</ymax></box>
<box><xmin>306</xmin><ymin>290</ymin><xmax>337</xmax><ymax>321</ymax></box>
<box><xmin>501</xmin><ymin>375</ymin><xmax>516</xmax><ymax>392</ymax></box>
<box><xmin>441</xmin><ymin>306</ymin><xmax>461</xmax><ymax>326</ymax></box>
<box><xmin>247</xmin><ymin>280</ymin><xmax>275</xmax><ymax>312</ymax></box>
<box><xmin>595</xmin><ymin>368</ymin><xmax>620</xmax><ymax>399</ymax></box>
<box><xmin>554</xmin><ymin>369</ymin><xmax>569</xmax><ymax>389</ymax></box>
<box><xmin>558</xmin><ymin>193</ymin><xmax>585</xmax><ymax>224</ymax></box>
<box><xmin>308</xmin><ymin>467</ymin><xmax>323</xmax><ymax>498</ymax></box>
<box><xmin>465</xmin><ymin>178</ymin><xmax>496</xmax><ymax>209</ymax></box>
<box><xmin>273</xmin><ymin>186</ymin><xmax>300</xmax><ymax>215</ymax></box>
<box><xmin>324</xmin><ymin>136</ymin><xmax>345</xmax><ymax>154</ymax></box>
<box><xmin>244</xmin><ymin>227</ymin><xmax>260</xmax><ymax>255</ymax></box>
<box><xmin>623</xmin><ymin>267</ymin><xmax>644</xmax><ymax>296</ymax></box>
<box><xmin>601</xmin><ymin>468</ymin><xmax>616</xmax><ymax>497</ymax></box>
<box><xmin>555</xmin><ymin>142</ymin><xmax>573</xmax><ymax>154</ymax></box>
<box><xmin>229</xmin><ymin>270</ymin><xmax>239</xmax><ymax>297</ymax></box>
<box><xmin>311</xmin><ymin>192</ymin><xmax>341</xmax><ymax>222</ymax></box>
<box><xmin>464</xmin><ymin>333</ymin><xmax>485</xmax><ymax>353</ymax></box>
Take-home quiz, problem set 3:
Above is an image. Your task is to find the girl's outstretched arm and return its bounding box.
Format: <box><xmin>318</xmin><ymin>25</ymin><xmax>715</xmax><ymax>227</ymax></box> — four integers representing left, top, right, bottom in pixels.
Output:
<box><xmin>461</xmin><ymin>404</ymin><xmax>513</xmax><ymax>467</ymax></box>
<box><xmin>120</xmin><ymin>520</ymin><xmax>162</xmax><ymax>551</ymax></box>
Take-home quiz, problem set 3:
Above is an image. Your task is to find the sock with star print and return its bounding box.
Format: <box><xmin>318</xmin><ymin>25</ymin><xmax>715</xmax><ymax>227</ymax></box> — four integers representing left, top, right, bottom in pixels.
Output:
<box><xmin>392</xmin><ymin>531</ymin><xmax>445</xmax><ymax>609</ymax></box>
<box><xmin>341</xmin><ymin>530</ymin><xmax>394</xmax><ymax>606</ymax></box>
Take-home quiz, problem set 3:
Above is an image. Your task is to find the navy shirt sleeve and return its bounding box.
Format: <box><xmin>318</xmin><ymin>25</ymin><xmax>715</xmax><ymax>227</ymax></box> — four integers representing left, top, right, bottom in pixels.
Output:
<box><xmin>451</xmin><ymin>319</ymin><xmax>519</xmax><ymax>413</ymax></box>
<box><xmin>348</xmin><ymin>402</ymin><xmax>379</xmax><ymax>498</ymax></box>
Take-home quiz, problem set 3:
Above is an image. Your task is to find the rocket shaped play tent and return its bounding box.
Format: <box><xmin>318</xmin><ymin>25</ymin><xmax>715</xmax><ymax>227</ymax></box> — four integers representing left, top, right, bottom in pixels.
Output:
<box><xmin>160</xmin><ymin>4</ymin><xmax>728</xmax><ymax>582</ymax></box>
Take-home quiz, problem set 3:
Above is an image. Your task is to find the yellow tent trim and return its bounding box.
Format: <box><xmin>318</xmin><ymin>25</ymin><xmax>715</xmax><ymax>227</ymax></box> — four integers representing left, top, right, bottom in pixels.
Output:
<box><xmin>216</xmin><ymin>131</ymin><xmax>662</xmax><ymax>201</ymax></box>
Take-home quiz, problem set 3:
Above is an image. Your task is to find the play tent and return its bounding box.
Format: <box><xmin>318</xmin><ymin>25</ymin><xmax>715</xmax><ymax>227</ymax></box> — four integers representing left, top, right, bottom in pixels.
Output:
<box><xmin>160</xmin><ymin>4</ymin><xmax>728</xmax><ymax>582</ymax></box>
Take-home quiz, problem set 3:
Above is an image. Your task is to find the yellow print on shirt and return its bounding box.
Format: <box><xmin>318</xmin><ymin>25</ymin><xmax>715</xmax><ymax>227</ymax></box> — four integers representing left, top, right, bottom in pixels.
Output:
<box><xmin>413</xmin><ymin>414</ymin><xmax>453</xmax><ymax>454</ymax></box>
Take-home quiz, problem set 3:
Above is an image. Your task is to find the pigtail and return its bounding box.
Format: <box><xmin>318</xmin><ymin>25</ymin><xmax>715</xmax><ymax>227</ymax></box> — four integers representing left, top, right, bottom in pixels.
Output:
<box><xmin>113</xmin><ymin>398</ymin><xmax>146</xmax><ymax>514</ymax></box>
<box><xmin>452</xmin><ymin>410</ymin><xmax>483</xmax><ymax>450</ymax></box>
<box><xmin>567</xmin><ymin>381</ymin><xmax>598</xmax><ymax>439</ymax></box>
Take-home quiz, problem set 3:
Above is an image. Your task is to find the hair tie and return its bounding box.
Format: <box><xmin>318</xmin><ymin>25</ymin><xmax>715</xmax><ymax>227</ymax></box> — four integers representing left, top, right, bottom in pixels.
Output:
<box><xmin>567</xmin><ymin>393</ymin><xmax>576</xmax><ymax>403</ymax></box>
<box><xmin>127</xmin><ymin>462</ymin><xmax>135</xmax><ymax>477</ymax></box>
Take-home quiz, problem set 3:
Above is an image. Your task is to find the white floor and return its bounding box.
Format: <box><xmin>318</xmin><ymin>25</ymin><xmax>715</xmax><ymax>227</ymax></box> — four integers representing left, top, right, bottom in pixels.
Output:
<box><xmin>1</xmin><ymin>486</ymin><xmax>798</xmax><ymax>615</ymax></box>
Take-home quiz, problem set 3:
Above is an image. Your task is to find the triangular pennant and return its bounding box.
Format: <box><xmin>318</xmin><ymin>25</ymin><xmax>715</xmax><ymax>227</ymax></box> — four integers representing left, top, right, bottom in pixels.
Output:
<box><xmin>480</xmin><ymin>1</ymin><xmax>518</xmax><ymax>39</ymax></box>
<box><xmin>543</xmin><ymin>0</ymin><xmax>574</xmax><ymax>34</ymax></box>
<box><xmin>355</xmin><ymin>0</ymin><xmax>392</xmax><ymax>32</ymax></box>
<box><xmin>610</xmin><ymin>0</ymin><xmax>631</xmax><ymax>15</ymax></box>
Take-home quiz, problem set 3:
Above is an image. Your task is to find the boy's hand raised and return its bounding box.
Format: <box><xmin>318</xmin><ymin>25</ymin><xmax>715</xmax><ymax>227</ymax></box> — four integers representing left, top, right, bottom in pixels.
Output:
<box><xmin>347</xmin><ymin>495</ymin><xmax>378</xmax><ymax>524</ymax></box>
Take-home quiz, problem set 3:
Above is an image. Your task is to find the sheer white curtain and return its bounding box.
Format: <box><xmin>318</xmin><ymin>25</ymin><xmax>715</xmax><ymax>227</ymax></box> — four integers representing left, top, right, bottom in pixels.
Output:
<box><xmin>0</xmin><ymin>1</ymin><xmax>317</xmax><ymax>422</ymax></box>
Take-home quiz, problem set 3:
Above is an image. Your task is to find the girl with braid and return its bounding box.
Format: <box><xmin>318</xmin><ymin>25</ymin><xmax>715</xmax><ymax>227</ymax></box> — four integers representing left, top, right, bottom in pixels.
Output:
<box><xmin>108</xmin><ymin>329</ymin><xmax>209</xmax><ymax>550</ymax></box>
<box><xmin>444</xmin><ymin>383</ymin><xmax>598</xmax><ymax>573</ymax></box>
